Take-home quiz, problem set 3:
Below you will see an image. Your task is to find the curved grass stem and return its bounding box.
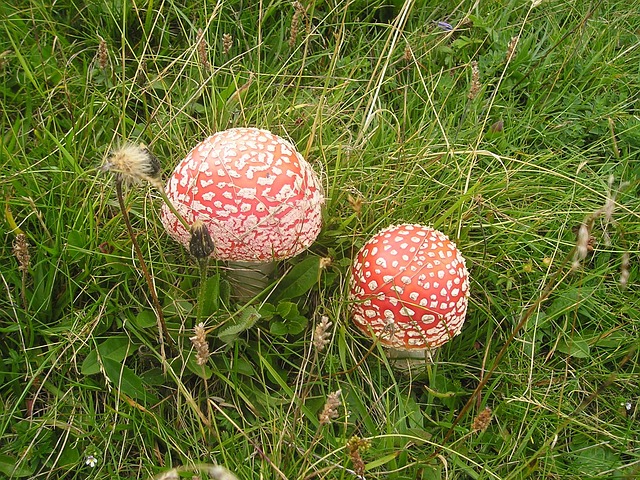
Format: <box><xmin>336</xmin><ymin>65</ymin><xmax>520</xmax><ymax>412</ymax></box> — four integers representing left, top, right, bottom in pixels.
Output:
<box><xmin>116</xmin><ymin>180</ymin><xmax>175</xmax><ymax>355</ymax></box>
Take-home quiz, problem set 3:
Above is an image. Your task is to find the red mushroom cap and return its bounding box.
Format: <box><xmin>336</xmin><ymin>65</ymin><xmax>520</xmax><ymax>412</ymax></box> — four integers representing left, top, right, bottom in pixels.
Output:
<box><xmin>349</xmin><ymin>224</ymin><xmax>469</xmax><ymax>350</ymax></box>
<box><xmin>160</xmin><ymin>128</ymin><xmax>324</xmax><ymax>262</ymax></box>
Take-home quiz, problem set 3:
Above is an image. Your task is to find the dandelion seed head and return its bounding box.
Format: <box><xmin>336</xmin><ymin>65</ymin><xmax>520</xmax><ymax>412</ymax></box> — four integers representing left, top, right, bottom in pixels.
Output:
<box><xmin>103</xmin><ymin>143</ymin><xmax>163</xmax><ymax>188</ymax></box>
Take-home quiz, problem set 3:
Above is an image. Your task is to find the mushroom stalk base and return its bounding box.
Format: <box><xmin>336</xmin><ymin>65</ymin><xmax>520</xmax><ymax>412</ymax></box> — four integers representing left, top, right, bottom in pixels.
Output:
<box><xmin>387</xmin><ymin>347</ymin><xmax>434</xmax><ymax>370</ymax></box>
<box><xmin>226</xmin><ymin>261</ymin><xmax>276</xmax><ymax>301</ymax></box>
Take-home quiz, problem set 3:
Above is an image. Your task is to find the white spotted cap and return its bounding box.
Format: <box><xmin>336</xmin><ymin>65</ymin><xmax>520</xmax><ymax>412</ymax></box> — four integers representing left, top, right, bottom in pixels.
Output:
<box><xmin>349</xmin><ymin>224</ymin><xmax>469</xmax><ymax>350</ymax></box>
<box><xmin>160</xmin><ymin>128</ymin><xmax>324</xmax><ymax>262</ymax></box>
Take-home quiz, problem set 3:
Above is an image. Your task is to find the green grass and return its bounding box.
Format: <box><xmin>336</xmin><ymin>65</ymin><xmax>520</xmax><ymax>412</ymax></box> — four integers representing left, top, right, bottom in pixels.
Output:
<box><xmin>1</xmin><ymin>0</ymin><xmax>639</xmax><ymax>478</ymax></box>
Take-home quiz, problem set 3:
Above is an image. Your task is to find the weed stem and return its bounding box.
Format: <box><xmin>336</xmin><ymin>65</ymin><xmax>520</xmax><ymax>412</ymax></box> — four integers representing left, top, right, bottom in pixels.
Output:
<box><xmin>116</xmin><ymin>180</ymin><xmax>174</xmax><ymax>355</ymax></box>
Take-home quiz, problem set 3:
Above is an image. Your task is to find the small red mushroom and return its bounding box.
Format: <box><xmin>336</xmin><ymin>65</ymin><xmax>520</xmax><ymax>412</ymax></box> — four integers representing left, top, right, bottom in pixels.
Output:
<box><xmin>160</xmin><ymin>128</ymin><xmax>324</xmax><ymax>297</ymax></box>
<box><xmin>349</xmin><ymin>224</ymin><xmax>469</xmax><ymax>352</ymax></box>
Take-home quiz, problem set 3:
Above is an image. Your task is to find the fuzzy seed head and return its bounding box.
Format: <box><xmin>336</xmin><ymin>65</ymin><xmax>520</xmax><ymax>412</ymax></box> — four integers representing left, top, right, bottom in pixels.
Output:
<box><xmin>347</xmin><ymin>193</ymin><xmax>364</xmax><ymax>215</ymax></box>
<box><xmin>346</xmin><ymin>436</ymin><xmax>370</xmax><ymax>477</ymax></box>
<box><xmin>190</xmin><ymin>323</ymin><xmax>210</xmax><ymax>366</ymax></box>
<box><xmin>222</xmin><ymin>33</ymin><xmax>233</xmax><ymax>55</ymax></box>
<box><xmin>403</xmin><ymin>44</ymin><xmax>412</xmax><ymax>63</ymax></box>
<box><xmin>13</xmin><ymin>233</ymin><xmax>30</xmax><ymax>272</ymax></box>
<box><xmin>289</xmin><ymin>2</ymin><xmax>305</xmax><ymax>49</ymax></box>
<box><xmin>154</xmin><ymin>469</ymin><xmax>179</xmax><ymax>480</ymax></box>
<box><xmin>572</xmin><ymin>223</ymin><xmax>591</xmax><ymax>270</ymax></box>
<box><xmin>98</xmin><ymin>38</ymin><xmax>108</xmax><ymax>70</ymax></box>
<box><xmin>603</xmin><ymin>174</ymin><xmax>617</xmax><ymax>226</ymax></box>
<box><xmin>472</xmin><ymin>406</ymin><xmax>492</xmax><ymax>431</ymax></box>
<box><xmin>620</xmin><ymin>251</ymin><xmax>630</xmax><ymax>287</ymax></box>
<box><xmin>153</xmin><ymin>465</ymin><xmax>237</xmax><ymax>480</ymax></box>
<box><xmin>206</xmin><ymin>465</ymin><xmax>239</xmax><ymax>480</ymax></box>
<box><xmin>197</xmin><ymin>28</ymin><xmax>210</xmax><ymax>70</ymax></box>
<box><xmin>313</xmin><ymin>316</ymin><xmax>333</xmax><ymax>352</ymax></box>
<box><xmin>103</xmin><ymin>143</ymin><xmax>163</xmax><ymax>188</ymax></box>
<box><xmin>319</xmin><ymin>256</ymin><xmax>332</xmax><ymax>269</ymax></box>
<box><xmin>319</xmin><ymin>390</ymin><xmax>342</xmax><ymax>425</ymax></box>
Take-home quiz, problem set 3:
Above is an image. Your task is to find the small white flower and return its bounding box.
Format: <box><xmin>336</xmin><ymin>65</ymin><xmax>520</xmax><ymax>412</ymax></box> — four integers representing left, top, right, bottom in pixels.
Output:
<box><xmin>85</xmin><ymin>455</ymin><xmax>98</xmax><ymax>468</ymax></box>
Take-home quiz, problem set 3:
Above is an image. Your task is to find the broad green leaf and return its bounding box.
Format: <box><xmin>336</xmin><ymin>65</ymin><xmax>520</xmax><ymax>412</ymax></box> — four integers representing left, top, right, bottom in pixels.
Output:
<box><xmin>557</xmin><ymin>337</ymin><xmax>590</xmax><ymax>358</ymax></box>
<box><xmin>81</xmin><ymin>350</ymin><xmax>100</xmax><ymax>375</ymax></box>
<box><xmin>185</xmin><ymin>351</ymin><xmax>213</xmax><ymax>380</ymax></box>
<box><xmin>199</xmin><ymin>274</ymin><xmax>220</xmax><ymax>317</ymax></box>
<box><xmin>0</xmin><ymin>454</ymin><xmax>34</xmax><ymax>477</ymax></box>
<box><xmin>133</xmin><ymin>310</ymin><xmax>157</xmax><ymax>328</ymax></box>
<box><xmin>66</xmin><ymin>229</ymin><xmax>87</xmax><ymax>261</ymax></box>
<box><xmin>276</xmin><ymin>301</ymin><xmax>299</xmax><ymax>318</ymax></box>
<box><xmin>57</xmin><ymin>444</ymin><xmax>80</xmax><ymax>468</ymax></box>
<box><xmin>273</xmin><ymin>256</ymin><xmax>319</xmax><ymax>300</ymax></box>
<box><xmin>231</xmin><ymin>356</ymin><xmax>256</xmax><ymax>376</ymax></box>
<box><xmin>164</xmin><ymin>298</ymin><xmax>193</xmax><ymax>316</ymax></box>
<box><xmin>259</xmin><ymin>303</ymin><xmax>277</xmax><ymax>319</ymax></box>
<box><xmin>102</xmin><ymin>357</ymin><xmax>155</xmax><ymax>403</ymax></box>
<box><xmin>269</xmin><ymin>321</ymin><xmax>289</xmax><ymax>336</ymax></box>
<box><xmin>593</xmin><ymin>331</ymin><xmax>627</xmax><ymax>348</ymax></box>
<box><xmin>269</xmin><ymin>313</ymin><xmax>307</xmax><ymax>336</ymax></box>
<box><xmin>81</xmin><ymin>336</ymin><xmax>131</xmax><ymax>375</ymax></box>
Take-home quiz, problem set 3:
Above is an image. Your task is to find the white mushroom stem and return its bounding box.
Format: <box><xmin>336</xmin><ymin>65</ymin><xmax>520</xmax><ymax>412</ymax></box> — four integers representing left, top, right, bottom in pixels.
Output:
<box><xmin>387</xmin><ymin>347</ymin><xmax>431</xmax><ymax>360</ymax></box>
<box><xmin>386</xmin><ymin>347</ymin><xmax>435</xmax><ymax>371</ymax></box>
<box><xmin>225</xmin><ymin>261</ymin><xmax>276</xmax><ymax>301</ymax></box>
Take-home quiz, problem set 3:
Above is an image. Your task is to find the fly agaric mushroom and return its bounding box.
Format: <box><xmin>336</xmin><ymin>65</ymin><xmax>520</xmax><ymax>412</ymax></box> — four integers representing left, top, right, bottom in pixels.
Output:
<box><xmin>349</xmin><ymin>224</ymin><xmax>469</xmax><ymax>357</ymax></box>
<box><xmin>160</xmin><ymin>128</ymin><xmax>324</xmax><ymax>297</ymax></box>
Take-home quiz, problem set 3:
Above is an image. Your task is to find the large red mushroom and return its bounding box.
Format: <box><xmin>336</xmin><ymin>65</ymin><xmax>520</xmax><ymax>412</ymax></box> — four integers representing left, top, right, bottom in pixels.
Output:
<box><xmin>160</xmin><ymin>128</ymin><xmax>324</xmax><ymax>297</ymax></box>
<box><xmin>349</xmin><ymin>224</ymin><xmax>469</xmax><ymax>356</ymax></box>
